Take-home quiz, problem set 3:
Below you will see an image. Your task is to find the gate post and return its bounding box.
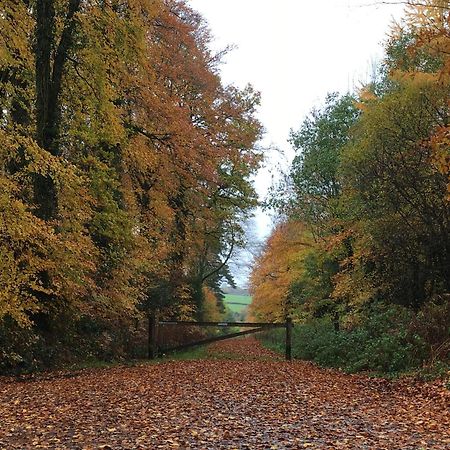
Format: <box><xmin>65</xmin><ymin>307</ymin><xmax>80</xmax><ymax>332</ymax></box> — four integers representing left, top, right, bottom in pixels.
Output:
<box><xmin>149</xmin><ymin>311</ymin><xmax>159</xmax><ymax>359</ymax></box>
<box><xmin>285</xmin><ymin>316</ymin><xmax>293</xmax><ymax>361</ymax></box>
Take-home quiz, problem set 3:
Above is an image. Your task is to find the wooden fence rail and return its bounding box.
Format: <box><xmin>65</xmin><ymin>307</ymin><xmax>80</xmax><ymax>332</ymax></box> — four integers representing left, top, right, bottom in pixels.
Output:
<box><xmin>148</xmin><ymin>314</ymin><xmax>293</xmax><ymax>361</ymax></box>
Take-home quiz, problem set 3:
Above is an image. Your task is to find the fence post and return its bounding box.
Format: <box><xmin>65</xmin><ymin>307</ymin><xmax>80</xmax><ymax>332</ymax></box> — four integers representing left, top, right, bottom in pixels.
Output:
<box><xmin>148</xmin><ymin>311</ymin><xmax>159</xmax><ymax>359</ymax></box>
<box><xmin>285</xmin><ymin>316</ymin><xmax>293</xmax><ymax>361</ymax></box>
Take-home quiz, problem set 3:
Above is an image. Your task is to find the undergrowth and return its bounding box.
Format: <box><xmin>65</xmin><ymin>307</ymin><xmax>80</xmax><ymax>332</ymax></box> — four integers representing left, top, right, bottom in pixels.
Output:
<box><xmin>259</xmin><ymin>302</ymin><xmax>449</xmax><ymax>379</ymax></box>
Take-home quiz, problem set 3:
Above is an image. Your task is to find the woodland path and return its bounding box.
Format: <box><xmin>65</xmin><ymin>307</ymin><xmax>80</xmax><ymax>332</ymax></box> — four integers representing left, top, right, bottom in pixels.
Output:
<box><xmin>0</xmin><ymin>337</ymin><xmax>449</xmax><ymax>450</ymax></box>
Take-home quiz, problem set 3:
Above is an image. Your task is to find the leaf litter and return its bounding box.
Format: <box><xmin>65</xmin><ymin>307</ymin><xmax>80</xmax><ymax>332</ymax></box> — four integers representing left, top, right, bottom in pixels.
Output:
<box><xmin>0</xmin><ymin>337</ymin><xmax>448</xmax><ymax>449</ymax></box>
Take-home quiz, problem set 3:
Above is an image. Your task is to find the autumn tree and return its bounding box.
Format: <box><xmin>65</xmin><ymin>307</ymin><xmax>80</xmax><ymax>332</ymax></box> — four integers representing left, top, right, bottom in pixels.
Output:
<box><xmin>338</xmin><ymin>80</ymin><xmax>450</xmax><ymax>309</ymax></box>
<box><xmin>0</xmin><ymin>0</ymin><xmax>262</xmax><ymax>371</ymax></box>
<box><xmin>388</xmin><ymin>0</ymin><xmax>450</xmax><ymax>197</ymax></box>
<box><xmin>249</xmin><ymin>221</ymin><xmax>314</xmax><ymax>322</ymax></box>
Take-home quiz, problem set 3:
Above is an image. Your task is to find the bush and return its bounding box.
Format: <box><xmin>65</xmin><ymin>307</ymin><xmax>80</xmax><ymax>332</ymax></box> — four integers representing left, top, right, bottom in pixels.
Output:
<box><xmin>259</xmin><ymin>302</ymin><xmax>448</xmax><ymax>375</ymax></box>
<box><xmin>0</xmin><ymin>318</ymin><xmax>42</xmax><ymax>373</ymax></box>
<box><xmin>409</xmin><ymin>296</ymin><xmax>450</xmax><ymax>365</ymax></box>
<box><xmin>0</xmin><ymin>313</ymin><xmax>148</xmax><ymax>374</ymax></box>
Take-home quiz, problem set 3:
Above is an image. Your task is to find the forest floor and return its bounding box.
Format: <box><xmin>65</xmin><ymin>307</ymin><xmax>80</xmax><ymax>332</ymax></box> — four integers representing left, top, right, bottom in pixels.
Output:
<box><xmin>0</xmin><ymin>337</ymin><xmax>449</xmax><ymax>449</ymax></box>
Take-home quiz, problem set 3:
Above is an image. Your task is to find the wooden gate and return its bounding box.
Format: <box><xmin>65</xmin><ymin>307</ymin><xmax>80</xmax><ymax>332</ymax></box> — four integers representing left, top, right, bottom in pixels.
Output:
<box><xmin>148</xmin><ymin>316</ymin><xmax>293</xmax><ymax>361</ymax></box>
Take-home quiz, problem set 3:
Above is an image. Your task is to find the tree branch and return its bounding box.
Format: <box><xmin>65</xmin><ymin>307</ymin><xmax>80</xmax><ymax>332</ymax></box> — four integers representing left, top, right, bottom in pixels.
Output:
<box><xmin>202</xmin><ymin>233</ymin><xmax>235</xmax><ymax>283</ymax></box>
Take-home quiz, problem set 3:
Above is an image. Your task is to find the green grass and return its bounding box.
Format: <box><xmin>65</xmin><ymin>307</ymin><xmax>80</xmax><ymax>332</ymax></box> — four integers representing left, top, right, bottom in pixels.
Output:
<box><xmin>223</xmin><ymin>294</ymin><xmax>252</xmax><ymax>313</ymax></box>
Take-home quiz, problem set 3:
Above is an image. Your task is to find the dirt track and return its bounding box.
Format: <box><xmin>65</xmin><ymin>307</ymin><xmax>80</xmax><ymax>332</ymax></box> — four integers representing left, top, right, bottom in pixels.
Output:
<box><xmin>1</xmin><ymin>338</ymin><xmax>449</xmax><ymax>449</ymax></box>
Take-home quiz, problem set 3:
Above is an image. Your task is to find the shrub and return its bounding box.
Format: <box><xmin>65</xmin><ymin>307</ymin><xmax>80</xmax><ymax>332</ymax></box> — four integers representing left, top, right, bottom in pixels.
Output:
<box><xmin>259</xmin><ymin>301</ymin><xmax>448</xmax><ymax>375</ymax></box>
<box><xmin>0</xmin><ymin>313</ymin><xmax>148</xmax><ymax>374</ymax></box>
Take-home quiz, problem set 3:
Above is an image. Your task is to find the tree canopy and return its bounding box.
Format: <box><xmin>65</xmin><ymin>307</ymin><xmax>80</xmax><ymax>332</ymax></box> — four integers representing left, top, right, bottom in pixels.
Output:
<box><xmin>0</xmin><ymin>0</ymin><xmax>262</xmax><ymax>370</ymax></box>
<box><xmin>250</xmin><ymin>2</ymin><xmax>449</xmax><ymax>372</ymax></box>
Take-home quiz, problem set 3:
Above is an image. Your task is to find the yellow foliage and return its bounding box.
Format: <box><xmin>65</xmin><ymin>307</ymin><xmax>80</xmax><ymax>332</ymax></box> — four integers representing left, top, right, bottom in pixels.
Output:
<box><xmin>201</xmin><ymin>287</ymin><xmax>223</xmax><ymax>322</ymax></box>
<box><xmin>355</xmin><ymin>88</ymin><xmax>378</xmax><ymax>111</ymax></box>
<box><xmin>398</xmin><ymin>1</ymin><xmax>450</xmax><ymax>197</ymax></box>
<box><xmin>249</xmin><ymin>221</ymin><xmax>313</xmax><ymax>322</ymax></box>
<box><xmin>430</xmin><ymin>126</ymin><xmax>450</xmax><ymax>200</ymax></box>
<box><xmin>0</xmin><ymin>0</ymin><xmax>262</xmax><ymax>330</ymax></box>
<box><xmin>0</xmin><ymin>175</ymin><xmax>53</xmax><ymax>325</ymax></box>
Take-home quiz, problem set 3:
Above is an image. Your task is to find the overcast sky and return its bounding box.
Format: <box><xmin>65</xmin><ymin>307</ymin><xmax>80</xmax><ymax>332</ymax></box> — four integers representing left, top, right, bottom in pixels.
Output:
<box><xmin>188</xmin><ymin>0</ymin><xmax>405</xmax><ymax>285</ymax></box>
<box><xmin>189</xmin><ymin>0</ymin><xmax>405</xmax><ymax>235</ymax></box>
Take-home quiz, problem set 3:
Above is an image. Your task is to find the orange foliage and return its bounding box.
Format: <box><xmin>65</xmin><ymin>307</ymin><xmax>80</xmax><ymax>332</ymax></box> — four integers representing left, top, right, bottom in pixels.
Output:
<box><xmin>400</xmin><ymin>1</ymin><xmax>450</xmax><ymax>198</ymax></box>
<box><xmin>249</xmin><ymin>221</ymin><xmax>313</xmax><ymax>322</ymax></box>
<box><xmin>0</xmin><ymin>0</ymin><xmax>262</xmax><ymax>327</ymax></box>
<box><xmin>201</xmin><ymin>287</ymin><xmax>223</xmax><ymax>322</ymax></box>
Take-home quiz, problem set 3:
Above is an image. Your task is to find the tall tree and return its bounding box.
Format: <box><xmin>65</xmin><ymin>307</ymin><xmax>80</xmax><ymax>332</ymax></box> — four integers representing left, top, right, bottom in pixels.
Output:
<box><xmin>287</xmin><ymin>93</ymin><xmax>359</xmax><ymax>239</ymax></box>
<box><xmin>339</xmin><ymin>80</ymin><xmax>450</xmax><ymax>309</ymax></box>
<box><xmin>0</xmin><ymin>0</ymin><xmax>262</xmax><ymax>368</ymax></box>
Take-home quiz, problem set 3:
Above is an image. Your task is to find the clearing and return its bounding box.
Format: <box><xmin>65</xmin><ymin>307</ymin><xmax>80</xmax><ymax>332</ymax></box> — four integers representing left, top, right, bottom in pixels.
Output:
<box><xmin>0</xmin><ymin>337</ymin><xmax>449</xmax><ymax>449</ymax></box>
<box><xmin>223</xmin><ymin>294</ymin><xmax>252</xmax><ymax>314</ymax></box>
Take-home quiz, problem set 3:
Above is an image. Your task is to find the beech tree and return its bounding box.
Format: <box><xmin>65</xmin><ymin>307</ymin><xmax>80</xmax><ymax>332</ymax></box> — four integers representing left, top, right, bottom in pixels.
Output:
<box><xmin>0</xmin><ymin>0</ymin><xmax>262</xmax><ymax>369</ymax></box>
<box><xmin>249</xmin><ymin>221</ymin><xmax>314</xmax><ymax>322</ymax></box>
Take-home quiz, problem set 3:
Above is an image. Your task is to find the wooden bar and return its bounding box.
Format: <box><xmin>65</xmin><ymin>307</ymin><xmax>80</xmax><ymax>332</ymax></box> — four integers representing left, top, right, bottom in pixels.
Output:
<box><xmin>285</xmin><ymin>317</ymin><xmax>293</xmax><ymax>361</ymax></box>
<box><xmin>159</xmin><ymin>320</ymin><xmax>284</xmax><ymax>328</ymax></box>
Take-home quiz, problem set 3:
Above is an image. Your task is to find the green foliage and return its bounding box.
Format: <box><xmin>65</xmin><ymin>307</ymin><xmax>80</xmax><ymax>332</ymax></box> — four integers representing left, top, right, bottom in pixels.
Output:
<box><xmin>287</xmin><ymin>93</ymin><xmax>359</xmax><ymax>234</ymax></box>
<box><xmin>384</xmin><ymin>30</ymin><xmax>443</xmax><ymax>75</ymax></box>
<box><xmin>257</xmin><ymin>7</ymin><xmax>450</xmax><ymax>377</ymax></box>
<box><xmin>289</xmin><ymin>248</ymin><xmax>340</xmax><ymax>318</ymax></box>
<box><xmin>261</xmin><ymin>302</ymin><xmax>449</xmax><ymax>375</ymax></box>
<box><xmin>0</xmin><ymin>0</ymin><xmax>262</xmax><ymax>373</ymax></box>
<box><xmin>339</xmin><ymin>81</ymin><xmax>450</xmax><ymax>309</ymax></box>
<box><xmin>290</xmin><ymin>93</ymin><xmax>359</xmax><ymax>197</ymax></box>
<box><xmin>0</xmin><ymin>313</ymin><xmax>148</xmax><ymax>374</ymax></box>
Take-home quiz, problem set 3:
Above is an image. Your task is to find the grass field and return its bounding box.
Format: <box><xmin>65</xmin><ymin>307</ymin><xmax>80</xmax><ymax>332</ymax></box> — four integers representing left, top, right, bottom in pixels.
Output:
<box><xmin>223</xmin><ymin>294</ymin><xmax>252</xmax><ymax>313</ymax></box>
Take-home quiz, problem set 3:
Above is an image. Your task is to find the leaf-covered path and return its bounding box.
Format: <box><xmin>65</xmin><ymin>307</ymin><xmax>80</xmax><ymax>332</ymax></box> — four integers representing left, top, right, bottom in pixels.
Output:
<box><xmin>1</xmin><ymin>337</ymin><xmax>449</xmax><ymax>449</ymax></box>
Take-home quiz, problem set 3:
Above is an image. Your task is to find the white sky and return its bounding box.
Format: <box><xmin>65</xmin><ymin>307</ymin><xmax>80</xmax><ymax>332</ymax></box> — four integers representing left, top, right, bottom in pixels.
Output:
<box><xmin>188</xmin><ymin>0</ymin><xmax>405</xmax><ymax>285</ymax></box>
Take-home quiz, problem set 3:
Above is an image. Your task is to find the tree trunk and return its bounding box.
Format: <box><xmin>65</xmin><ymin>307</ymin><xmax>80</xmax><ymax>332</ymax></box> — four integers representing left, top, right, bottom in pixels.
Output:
<box><xmin>35</xmin><ymin>0</ymin><xmax>54</xmax><ymax>150</ymax></box>
<box><xmin>35</xmin><ymin>0</ymin><xmax>57</xmax><ymax>220</ymax></box>
<box><xmin>34</xmin><ymin>0</ymin><xmax>81</xmax><ymax>219</ymax></box>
